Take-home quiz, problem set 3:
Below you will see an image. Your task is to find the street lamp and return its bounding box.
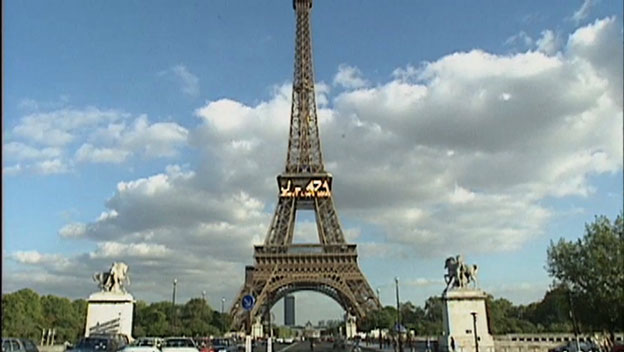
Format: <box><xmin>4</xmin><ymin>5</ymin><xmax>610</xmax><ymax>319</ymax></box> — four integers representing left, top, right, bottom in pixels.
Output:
<box><xmin>567</xmin><ymin>287</ymin><xmax>581</xmax><ymax>352</ymax></box>
<box><xmin>471</xmin><ymin>312</ymin><xmax>479</xmax><ymax>352</ymax></box>
<box><xmin>221</xmin><ymin>297</ymin><xmax>227</xmax><ymax>333</ymax></box>
<box><xmin>377</xmin><ymin>288</ymin><xmax>382</xmax><ymax>350</ymax></box>
<box><xmin>395</xmin><ymin>277</ymin><xmax>402</xmax><ymax>352</ymax></box>
<box><xmin>172</xmin><ymin>278</ymin><xmax>178</xmax><ymax>330</ymax></box>
<box><xmin>202</xmin><ymin>290</ymin><xmax>207</xmax><ymax>302</ymax></box>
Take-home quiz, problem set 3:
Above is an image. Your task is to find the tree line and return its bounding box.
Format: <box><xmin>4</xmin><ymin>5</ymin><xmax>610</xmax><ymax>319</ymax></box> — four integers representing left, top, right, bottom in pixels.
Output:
<box><xmin>1</xmin><ymin>292</ymin><xmax>229</xmax><ymax>343</ymax></box>
<box><xmin>2</xmin><ymin>213</ymin><xmax>621</xmax><ymax>341</ymax></box>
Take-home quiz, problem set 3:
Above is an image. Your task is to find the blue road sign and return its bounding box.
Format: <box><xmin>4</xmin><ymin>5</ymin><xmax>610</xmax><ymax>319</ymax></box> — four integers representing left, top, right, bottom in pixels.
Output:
<box><xmin>242</xmin><ymin>294</ymin><xmax>255</xmax><ymax>310</ymax></box>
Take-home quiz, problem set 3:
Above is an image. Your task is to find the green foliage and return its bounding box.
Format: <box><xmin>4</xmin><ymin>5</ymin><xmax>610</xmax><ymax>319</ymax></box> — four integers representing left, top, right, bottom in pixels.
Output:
<box><xmin>486</xmin><ymin>296</ymin><xmax>538</xmax><ymax>334</ymax></box>
<box><xmin>547</xmin><ymin>213</ymin><xmax>624</xmax><ymax>332</ymax></box>
<box><xmin>522</xmin><ymin>285</ymin><xmax>573</xmax><ymax>332</ymax></box>
<box><xmin>40</xmin><ymin>295</ymin><xmax>85</xmax><ymax>342</ymax></box>
<box><xmin>1</xmin><ymin>292</ymin><xmax>229</xmax><ymax>342</ymax></box>
<box><xmin>276</xmin><ymin>326</ymin><xmax>294</xmax><ymax>338</ymax></box>
<box><xmin>2</xmin><ymin>289</ymin><xmax>44</xmax><ymax>340</ymax></box>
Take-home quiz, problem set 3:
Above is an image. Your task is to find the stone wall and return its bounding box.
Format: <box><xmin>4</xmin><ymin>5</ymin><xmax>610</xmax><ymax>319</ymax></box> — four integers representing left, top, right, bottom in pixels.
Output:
<box><xmin>38</xmin><ymin>345</ymin><xmax>66</xmax><ymax>352</ymax></box>
<box><xmin>494</xmin><ymin>333</ymin><xmax>624</xmax><ymax>352</ymax></box>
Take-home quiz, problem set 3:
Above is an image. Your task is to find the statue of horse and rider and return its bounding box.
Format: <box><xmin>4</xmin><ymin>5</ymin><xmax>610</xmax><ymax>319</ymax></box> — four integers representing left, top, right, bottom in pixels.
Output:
<box><xmin>444</xmin><ymin>255</ymin><xmax>478</xmax><ymax>291</ymax></box>
<box><xmin>93</xmin><ymin>262</ymin><xmax>130</xmax><ymax>293</ymax></box>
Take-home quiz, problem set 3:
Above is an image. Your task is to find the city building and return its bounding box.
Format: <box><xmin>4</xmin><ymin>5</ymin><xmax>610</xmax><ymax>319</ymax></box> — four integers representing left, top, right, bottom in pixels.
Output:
<box><xmin>284</xmin><ymin>295</ymin><xmax>295</xmax><ymax>326</ymax></box>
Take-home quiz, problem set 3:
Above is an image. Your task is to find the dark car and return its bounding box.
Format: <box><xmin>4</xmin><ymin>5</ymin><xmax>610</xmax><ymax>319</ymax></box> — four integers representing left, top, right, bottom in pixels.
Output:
<box><xmin>70</xmin><ymin>335</ymin><xmax>125</xmax><ymax>352</ymax></box>
<box><xmin>98</xmin><ymin>335</ymin><xmax>129</xmax><ymax>351</ymax></box>
<box><xmin>333</xmin><ymin>339</ymin><xmax>346</xmax><ymax>350</ymax></box>
<box><xmin>612</xmin><ymin>344</ymin><xmax>624</xmax><ymax>352</ymax></box>
<box><xmin>207</xmin><ymin>339</ymin><xmax>236</xmax><ymax>352</ymax></box>
<box><xmin>2</xmin><ymin>338</ymin><xmax>39</xmax><ymax>352</ymax></box>
<box><xmin>548</xmin><ymin>341</ymin><xmax>600</xmax><ymax>352</ymax></box>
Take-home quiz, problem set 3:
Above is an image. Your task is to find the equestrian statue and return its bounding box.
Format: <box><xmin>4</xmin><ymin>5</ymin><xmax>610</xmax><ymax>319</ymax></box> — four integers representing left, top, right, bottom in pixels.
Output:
<box><xmin>444</xmin><ymin>255</ymin><xmax>478</xmax><ymax>291</ymax></box>
<box><xmin>93</xmin><ymin>262</ymin><xmax>130</xmax><ymax>293</ymax></box>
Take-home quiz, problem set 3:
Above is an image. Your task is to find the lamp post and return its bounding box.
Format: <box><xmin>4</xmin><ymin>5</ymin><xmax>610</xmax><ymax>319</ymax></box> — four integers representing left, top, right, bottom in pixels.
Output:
<box><xmin>221</xmin><ymin>297</ymin><xmax>227</xmax><ymax>333</ymax></box>
<box><xmin>171</xmin><ymin>278</ymin><xmax>178</xmax><ymax>331</ymax></box>
<box><xmin>471</xmin><ymin>312</ymin><xmax>479</xmax><ymax>352</ymax></box>
<box><xmin>567</xmin><ymin>288</ymin><xmax>581</xmax><ymax>352</ymax></box>
<box><xmin>377</xmin><ymin>288</ymin><xmax>382</xmax><ymax>350</ymax></box>
<box><xmin>395</xmin><ymin>277</ymin><xmax>402</xmax><ymax>352</ymax></box>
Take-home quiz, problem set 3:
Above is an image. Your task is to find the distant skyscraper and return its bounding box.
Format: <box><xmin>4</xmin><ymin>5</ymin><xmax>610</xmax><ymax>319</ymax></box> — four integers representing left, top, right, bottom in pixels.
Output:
<box><xmin>284</xmin><ymin>295</ymin><xmax>295</xmax><ymax>326</ymax></box>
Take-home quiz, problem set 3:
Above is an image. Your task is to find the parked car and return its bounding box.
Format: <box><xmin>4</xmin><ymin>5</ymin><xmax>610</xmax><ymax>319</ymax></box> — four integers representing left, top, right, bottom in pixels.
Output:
<box><xmin>333</xmin><ymin>338</ymin><xmax>346</xmax><ymax>350</ymax></box>
<box><xmin>121</xmin><ymin>338</ymin><xmax>162</xmax><ymax>352</ymax></box>
<box><xmin>2</xmin><ymin>338</ymin><xmax>39</xmax><ymax>352</ymax></box>
<box><xmin>69</xmin><ymin>335</ymin><xmax>125</xmax><ymax>352</ymax></box>
<box><xmin>207</xmin><ymin>338</ymin><xmax>236</xmax><ymax>352</ymax></box>
<box><xmin>548</xmin><ymin>341</ymin><xmax>600</xmax><ymax>352</ymax></box>
<box><xmin>193</xmin><ymin>338</ymin><xmax>210</xmax><ymax>352</ymax></box>
<box><xmin>283</xmin><ymin>338</ymin><xmax>294</xmax><ymax>344</ymax></box>
<box><xmin>161</xmin><ymin>338</ymin><xmax>198</xmax><ymax>352</ymax></box>
<box><xmin>92</xmin><ymin>334</ymin><xmax>129</xmax><ymax>350</ymax></box>
<box><xmin>612</xmin><ymin>344</ymin><xmax>624</xmax><ymax>352</ymax></box>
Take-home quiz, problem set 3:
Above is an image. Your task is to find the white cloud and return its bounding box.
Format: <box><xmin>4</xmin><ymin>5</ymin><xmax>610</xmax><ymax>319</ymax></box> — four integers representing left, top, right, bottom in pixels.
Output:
<box><xmin>89</xmin><ymin>241</ymin><xmax>171</xmax><ymax>259</ymax></box>
<box><xmin>11</xmin><ymin>251</ymin><xmax>71</xmax><ymax>268</ymax></box>
<box><xmin>571</xmin><ymin>0</ymin><xmax>598</xmax><ymax>23</ymax></box>
<box><xmin>97</xmin><ymin>210</ymin><xmax>119</xmax><ymax>222</ymax></box>
<box><xmin>536</xmin><ymin>30</ymin><xmax>560</xmax><ymax>55</ymax></box>
<box><xmin>12</xmin><ymin>107</ymin><xmax>124</xmax><ymax>147</ymax></box>
<box><xmin>504</xmin><ymin>31</ymin><xmax>534</xmax><ymax>48</ymax></box>
<box><xmin>59</xmin><ymin>223</ymin><xmax>87</xmax><ymax>238</ymax></box>
<box><xmin>4</xmin><ymin>107</ymin><xmax>189</xmax><ymax>173</ymax></box>
<box><xmin>333</xmin><ymin>64</ymin><xmax>368</xmax><ymax>89</ymax></box>
<box><xmin>35</xmin><ymin>158</ymin><xmax>70</xmax><ymax>174</ymax></box>
<box><xmin>159</xmin><ymin>64</ymin><xmax>200</xmax><ymax>98</ymax></box>
<box><xmin>392</xmin><ymin>65</ymin><xmax>422</xmax><ymax>82</ymax></box>
<box><xmin>75</xmin><ymin>144</ymin><xmax>130</xmax><ymax>163</ymax></box>
<box><xmin>3</xmin><ymin>142</ymin><xmax>62</xmax><ymax>160</ymax></box>
<box><xmin>119</xmin><ymin>115</ymin><xmax>189</xmax><ymax>158</ymax></box>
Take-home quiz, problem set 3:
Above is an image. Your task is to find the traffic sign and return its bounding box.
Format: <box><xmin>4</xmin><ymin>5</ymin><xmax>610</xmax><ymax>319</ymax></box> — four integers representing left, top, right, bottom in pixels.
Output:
<box><xmin>242</xmin><ymin>294</ymin><xmax>255</xmax><ymax>310</ymax></box>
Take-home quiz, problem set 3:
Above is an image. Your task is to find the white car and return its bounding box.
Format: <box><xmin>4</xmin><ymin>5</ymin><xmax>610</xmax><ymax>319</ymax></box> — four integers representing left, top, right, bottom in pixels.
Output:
<box><xmin>283</xmin><ymin>338</ymin><xmax>294</xmax><ymax>344</ymax></box>
<box><xmin>161</xmin><ymin>338</ymin><xmax>199</xmax><ymax>352</ymax></box>
<box><xmin>122</xmin><ymin>338</ymin><xmax>163</xmax><ymax>352</ymax></box>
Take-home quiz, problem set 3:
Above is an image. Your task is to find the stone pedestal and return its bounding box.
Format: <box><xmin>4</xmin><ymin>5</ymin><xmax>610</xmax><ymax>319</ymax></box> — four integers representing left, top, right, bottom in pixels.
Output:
<box><xmin>439</xmin><ymin>289</ymin><xmax>494</xmax><ymax>352</ymax></box>
<box><xmin>251</xmin><ymin>320</ymin><xmax>263</xmax><ymax>339</ymax></box>
<box><xmin>345</xmin><ymin>315</ymin><xmax>357</xmax><ymax>339</ymax></box>
<box><xmin>85</xmin><ymin>292</ymin><xmax>134</xmax><ymax>338</ymax></box>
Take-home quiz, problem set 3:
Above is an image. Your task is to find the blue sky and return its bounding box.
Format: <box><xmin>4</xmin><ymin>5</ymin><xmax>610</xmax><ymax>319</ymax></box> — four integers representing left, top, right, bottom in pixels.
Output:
<box><xmin>3</xmin><ymin>0</ymin><xmax>623</xmax><ymax>325</ymax></box>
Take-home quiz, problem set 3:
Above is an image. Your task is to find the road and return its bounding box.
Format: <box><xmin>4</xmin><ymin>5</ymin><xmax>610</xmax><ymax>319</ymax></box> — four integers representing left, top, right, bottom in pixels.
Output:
<box><xmin>255</xmin><ymin>340</ymin><xmax>435</xmax><ymax>352</ymax></box>
<box><xmin>255</xmin><ymin>341</ymin><xmax>351</xmax><ymax>352</ymax></box>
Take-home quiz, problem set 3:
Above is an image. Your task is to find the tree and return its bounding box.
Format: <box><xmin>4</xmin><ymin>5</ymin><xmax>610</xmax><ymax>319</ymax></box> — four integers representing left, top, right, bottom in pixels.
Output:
<box><xmin>2</xmin><ymin>289</ymin><xmax>45</xmax><ymax>340</ymax></box>
<box><xmin>486</xmin><ymin>296</ymin><xmax>537</xmax><ymax>334</ymax></box>
<box><xmin>546</xmin><ymin>213</ymin><xmax>624</xmax><ymax>332</ymax></box>
<box><xmin>523</xmin><ymin>285</ymin><xmax>573</xmax><ymax>332</ymax></box>
<box><xmin>71</xmin><ymin>299</ymin><xmax>87</xmax><ymax>338</ymax></box>
<box><xmin>41</xmin><ymin>295</ymin><xmax>83</xmax><ymax>342</ymax></box>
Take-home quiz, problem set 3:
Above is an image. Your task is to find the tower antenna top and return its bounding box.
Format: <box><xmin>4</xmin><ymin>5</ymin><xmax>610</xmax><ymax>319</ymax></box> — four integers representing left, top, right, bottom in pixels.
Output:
<box><xmin>293</xmin><ymin>0</ymin><xmax>312</xmax><ymax>10</ymax></box>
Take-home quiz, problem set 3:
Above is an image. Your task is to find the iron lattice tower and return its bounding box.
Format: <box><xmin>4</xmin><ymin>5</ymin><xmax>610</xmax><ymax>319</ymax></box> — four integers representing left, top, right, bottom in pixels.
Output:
<box><xmin>230</xmin><ymin>0</ymin><xmax>381</xmax><ymax>331</ymax></box>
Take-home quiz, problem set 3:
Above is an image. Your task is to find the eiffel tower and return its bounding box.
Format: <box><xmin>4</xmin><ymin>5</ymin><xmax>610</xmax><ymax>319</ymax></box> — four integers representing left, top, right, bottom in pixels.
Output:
<box><xmin>230</xmin><ymin>0</ymin><xmax>381</xmax><ymax>331</ymax></box>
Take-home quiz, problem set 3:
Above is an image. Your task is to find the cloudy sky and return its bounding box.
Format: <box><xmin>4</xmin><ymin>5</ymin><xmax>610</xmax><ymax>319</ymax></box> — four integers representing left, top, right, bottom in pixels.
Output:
<box><xmin>3</xmin><ymin>0</ymin><xmax>622</xmax><ymax>326</ymax></box>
